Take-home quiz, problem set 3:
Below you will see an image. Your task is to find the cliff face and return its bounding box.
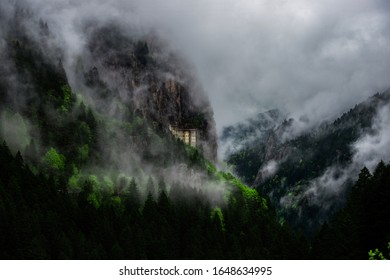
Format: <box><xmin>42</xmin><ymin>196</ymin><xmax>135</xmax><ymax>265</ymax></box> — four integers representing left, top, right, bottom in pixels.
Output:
<box><xmin>221</xmin><ymin>109</ymin><xmax>287</xmax><ymax>184</ymax></box>
<box><xmin>81</xmin><ymin>26</ymin><xmax>217</xmax><ymax>161</ymax></box>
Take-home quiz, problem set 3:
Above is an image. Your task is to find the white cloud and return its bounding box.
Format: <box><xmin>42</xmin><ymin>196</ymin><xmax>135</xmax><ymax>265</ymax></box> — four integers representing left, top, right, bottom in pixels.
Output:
<box><xmin>284</xmin><ymin>102</ymin><xmax>390</xmax><ymax>211</ymax></box>
<box><xmin>15</xmin><ymin>0</ymin><xmax>390</xmax><ymax>136</ymax></box>
<box><xmin>353</xmin><ymin>104</ymin><xmax>390</xmax><ymax>171</ymax></box>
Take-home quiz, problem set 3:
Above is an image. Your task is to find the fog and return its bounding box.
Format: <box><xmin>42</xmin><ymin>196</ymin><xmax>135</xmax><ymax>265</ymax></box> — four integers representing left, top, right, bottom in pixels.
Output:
<box><xmin>280</xmin><ymin>102</ymin><xmax>390</xmax><ymax>220</ymax></box>
<box><xmin>0</xmin><ymin>0</ymin><xmax>388</xmax><ymax>233</ymax></box>
<box><xmin>131</xmin><ymin>0</ymin><xmax>390</xmax><ymax>131</ymax></box>
<box><xmin>0</xmin><ymin>0</ymin><xmax>232</xmax><ymax>204</ymax></box>
<box><xmin>11</xmin><ymin>0</ymin><xmax>389</xmax><ymax>137</ymax></box>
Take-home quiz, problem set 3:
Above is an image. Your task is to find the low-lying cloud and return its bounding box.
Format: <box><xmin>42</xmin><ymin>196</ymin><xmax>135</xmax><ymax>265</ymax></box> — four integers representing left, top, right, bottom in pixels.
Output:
<box><xmin>1</xmin><ymin>0</ymin><xmax>235</xmax><ymax>204</ymax></box>
<box><xmin>10</xmin><ymin>0</ymin><xmax>389</xmax><ymax>138</ymax></box>
<box><xmin>3</xmin><ymin>0</ymin><xmax>390</xmax><ymax>173</ymax></box>
<box><xmin>353</xmin><ymin>104</ymin><xmax>390</xmax><ymax>171</ymax></box>
<box><xmin>282</xmin><ymin>102</ymin><xmax>390</xmax><ymax>216</ymax></box>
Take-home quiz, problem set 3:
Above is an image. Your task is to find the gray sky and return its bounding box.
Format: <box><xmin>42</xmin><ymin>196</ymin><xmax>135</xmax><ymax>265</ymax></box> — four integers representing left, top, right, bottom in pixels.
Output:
<box><xmin>25</xmin><ymin>0</ymin><xmax>390</xmax><ymax>133</ymax></box>
<box><xmin>131</xmin><ymin>0</ymin><xmax>390</xmax><ymax>131</ymax></box>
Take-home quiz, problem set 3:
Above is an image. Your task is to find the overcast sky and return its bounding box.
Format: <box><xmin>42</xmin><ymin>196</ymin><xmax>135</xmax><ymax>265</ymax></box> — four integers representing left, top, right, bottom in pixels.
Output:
<box><xmin>132</xmin><ymin>0</ymin><xmax>390</xmax><ymax>130</ymax></box>
<box><xmin>25</xmin><ymin>0</ymin><xmax>390</xmax><ymax>133</ymax></box>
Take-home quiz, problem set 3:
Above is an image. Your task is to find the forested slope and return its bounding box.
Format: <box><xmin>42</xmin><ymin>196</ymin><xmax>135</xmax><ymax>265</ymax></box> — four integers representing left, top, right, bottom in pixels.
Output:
<box><xmin>0</xmin><ymin>2</ymin><xmax>305</xmax><ymax>260</ymax></box>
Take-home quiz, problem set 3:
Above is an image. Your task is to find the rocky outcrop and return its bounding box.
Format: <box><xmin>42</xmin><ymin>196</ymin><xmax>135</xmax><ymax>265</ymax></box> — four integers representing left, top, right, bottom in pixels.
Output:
<box><xmin>81</xmin><ymin>25</ymin><xmax>217</xmax><ymax>161</ymax></box>
<box><xmin>252</xmin><ymin>131</ymin><xmax>292</xmax><ymax>186</ymax></box>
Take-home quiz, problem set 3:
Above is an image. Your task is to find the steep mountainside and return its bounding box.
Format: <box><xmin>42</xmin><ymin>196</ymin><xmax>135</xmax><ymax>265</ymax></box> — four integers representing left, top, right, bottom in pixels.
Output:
<box><xmin>80</xmin><ymin>25</ymin><xmax>217</xmax><ymax>161</ymax></box>
<box><xmin>223</xmin><ymin>91</ymin><xmax>390</xmax><ymax>234</ymax></box>
<box><xmin>221</xmin><ymin>109</ymin><xmax>286</xmax><ymax>183</ymax></box>
<box><xmin>0</xmin><ymin>2</ymin><xmax>307</xmax><ymax>260</ymax></box>
<box><xmin>0</xmin><ymin>7</ymin><xmax>217</xmax><ymax>162</ymax></box>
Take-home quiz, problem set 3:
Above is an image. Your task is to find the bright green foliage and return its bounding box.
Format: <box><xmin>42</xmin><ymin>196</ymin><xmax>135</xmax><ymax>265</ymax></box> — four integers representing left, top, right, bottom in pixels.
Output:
<box><xmin>68</xmin><ymin>173</ymin><xmax>81</xmax><ymax>192</ymax></box>
<box><xmin>231</xmin><ymin>177</ymin><xmax>259</xmax><ymax>201</ymax></box>
<box><xmin>4</xmin><ymin>11</ymin><xmax>390</xmax><ymax>261</ymax></box>
<box><xmin>368</xmin><ymin>243</ymin><xmax>390</xmax><ymax>260</ymax></box>
<box><xmin>368</xmin><ymin>249</ymin><xmax>386</xmax><ymax>260</ymax></box>
<box><xmin>88</xmin><ymin>175</ymin><xmax>101</xmax><ymax>189</ymax></box>
<box><xmin>205</xmin><ymin>160</ymin><xmax>217</xmax><ymax>175</ymax></box>
<box><xmin>219</xmin><ymin>171</ymin><xmax>265</xmax><ymax>206</ymax></box>
<box><xmin>0</xmin><ymin>19</ymin><xmax>312</xmax><ymax>260</ymax></box>
<box><xmin>211</xmin><ymin>207</ymin><xmax>225</xmax><ymax>231</ymax></box>
<box><xmin>85</xmin><ymin>175</ymin><xmax>102</xmax><ymax>208</ymax></box>
<box><xmin>0</xmin><ymin>142</ymin><xmax>307</xmax><ymax>259</ymax></box>
<box><xmin>43</xmin><ymin>147</ymin><xmax>65</xmax><ymax>171</ymax></box>
<box><xmin>103</xmin><ymin>176</ymin><xmax>114</xmax><ymax>194</ymax></box>
<box><xmin>204</xmin><ymin>160</ymin><xmax>266</xmax><ymax>209</ymax></box>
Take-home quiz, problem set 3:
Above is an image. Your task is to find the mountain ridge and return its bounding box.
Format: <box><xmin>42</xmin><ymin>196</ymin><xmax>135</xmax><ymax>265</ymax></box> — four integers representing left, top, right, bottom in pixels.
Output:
<box><xmin>223</xmin><ymin>90</ymin><xmax>390</xmax><ymax>234</ymax></box>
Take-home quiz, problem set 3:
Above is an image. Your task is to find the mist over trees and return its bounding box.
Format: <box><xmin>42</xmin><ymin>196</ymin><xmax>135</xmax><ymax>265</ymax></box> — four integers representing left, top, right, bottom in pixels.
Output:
<box><xmin>223</xmin><ymin>92</ymin><xmax>390</xmax><ymax>236</ymax></box>
<box><xmin>0</xmin><ymin>1</ymin><xmax>305</xmax><ymax>260</ymax></box>
<box><xmin>1</xmin><ymin>1</ymin><xmax>389</xmax><ymax>260</ymax></box>
<box><xmin>311</xmin><ymin>162</ymin><xmax>390</xmax><ymax>259</ymax></box>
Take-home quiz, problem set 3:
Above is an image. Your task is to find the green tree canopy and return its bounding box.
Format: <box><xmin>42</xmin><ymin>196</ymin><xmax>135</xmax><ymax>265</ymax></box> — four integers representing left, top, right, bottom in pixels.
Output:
<box><xmin>43</xmin><ymin>147</ymin><xmax>65</xmax><ymax>171</ymax></box>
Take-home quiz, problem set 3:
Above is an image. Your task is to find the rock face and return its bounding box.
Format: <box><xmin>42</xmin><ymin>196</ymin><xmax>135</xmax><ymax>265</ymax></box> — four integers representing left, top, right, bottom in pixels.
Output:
<box><xmin>253</xmin><ymin>131</ymin><xmax>292</xmax><ymax>186</ymax></box>
<box><xmin>0</xmin><ymin>2</ymin><xmax>218</xmax><ymax>162</ymax></box>
<box><xmin>80</xmin><ymin>26</ymin><xmax>218</xmax><ymax>161</ymax></box>
<box><xmin>221</xmin><ymin>109</ymin><xmax>287</xmax><ymax>184</ymax></box>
